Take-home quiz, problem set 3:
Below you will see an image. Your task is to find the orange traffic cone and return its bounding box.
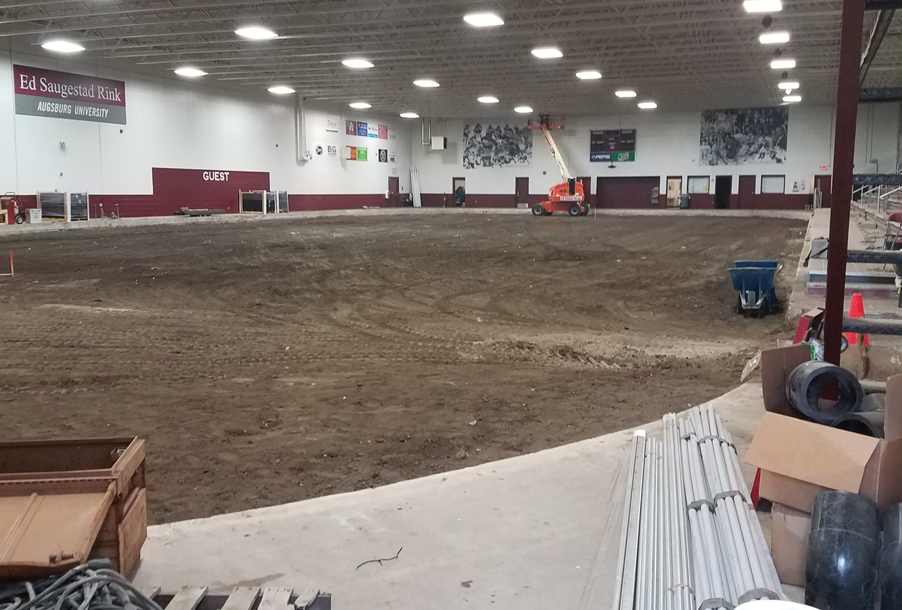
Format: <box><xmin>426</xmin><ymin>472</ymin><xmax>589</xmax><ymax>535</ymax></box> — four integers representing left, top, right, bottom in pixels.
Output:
<box><xmin>844</xmin><ymin>293</ymin><xmax>869</xmax><ymax>346</ymax></box>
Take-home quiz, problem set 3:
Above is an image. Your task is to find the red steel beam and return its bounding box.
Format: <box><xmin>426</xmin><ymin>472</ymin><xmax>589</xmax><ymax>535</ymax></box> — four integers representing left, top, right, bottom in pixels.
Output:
<box><xmin>824</xmin><ymin>0</ymin><xmax>867</xmax><ymax>365</ymax></box>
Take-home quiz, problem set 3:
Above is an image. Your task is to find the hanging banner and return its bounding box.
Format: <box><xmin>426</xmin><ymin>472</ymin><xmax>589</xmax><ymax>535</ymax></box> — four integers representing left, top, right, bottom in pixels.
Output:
<box><xmin>590</xmin><ymin>129</ymin><xmax>636</xmax><ymax>162</ymax></box>
<box><xmin>14</xmin><ymin>65</ymin><xmax>127</xmax><ymax>125</ymax></box>
<box><xmin>346</xmin><ymin>120</ymin><xmax>357</xmax><ymax>135</ymax></box>
<box><xmin>378</xmin><ymin>125</ymin><xmax>388</xmax><ymax>139</ymax></box>
<box><xmin>357</xmin><ymin>122</ymin><xmax>368</xmax><ymax>137</ymax></box>
<box><xmin>367</xmin><ymin>124</ymin><xmax>379</xmax><ymax>138</ymax></box>
<box><xmin>357</xmin><ymin>148</ymin><xmax>368</xmax><ymax>161</ymax></box>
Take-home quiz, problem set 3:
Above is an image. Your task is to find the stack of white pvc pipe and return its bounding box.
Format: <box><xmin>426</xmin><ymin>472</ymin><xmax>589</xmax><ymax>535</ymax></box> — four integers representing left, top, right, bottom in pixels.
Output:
<box><xmin>613</xmin><ymin>406</ymin><xmax>783</xmax><ymax>610</ymax></box>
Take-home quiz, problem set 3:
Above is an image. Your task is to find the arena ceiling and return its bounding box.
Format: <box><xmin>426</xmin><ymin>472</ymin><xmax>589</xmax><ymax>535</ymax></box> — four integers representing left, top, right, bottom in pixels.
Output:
<box><xmin>0</xmin><ymin>0</ymin><xmax>898</xmax><ymax>118</ymax></box>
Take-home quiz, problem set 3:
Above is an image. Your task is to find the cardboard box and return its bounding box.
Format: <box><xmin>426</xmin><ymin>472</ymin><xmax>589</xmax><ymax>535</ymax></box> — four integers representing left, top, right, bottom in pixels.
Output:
<box><xmin>747</xmin><ymin>346</ymin><xmax>902</xmax><ymax>512</ymax></box>
<box><xmin>770</xmin><ymin>503</ymin><xmax>811</xmax><ymax>587</ymax></box>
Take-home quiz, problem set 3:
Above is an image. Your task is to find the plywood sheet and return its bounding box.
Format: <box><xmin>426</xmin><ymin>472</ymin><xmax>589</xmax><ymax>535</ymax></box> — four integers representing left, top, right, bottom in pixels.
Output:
<box><xmin>0</xmin><ymin>486</ymin><xmax>113</xmax><ymax>576</ymax></box>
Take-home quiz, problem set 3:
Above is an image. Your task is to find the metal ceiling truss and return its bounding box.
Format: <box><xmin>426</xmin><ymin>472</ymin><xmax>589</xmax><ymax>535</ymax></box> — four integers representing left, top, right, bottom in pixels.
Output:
<box><xmin>0</xmin><ymin>0</ymin><xmax>897</xmax><ymax>116</ymax></box>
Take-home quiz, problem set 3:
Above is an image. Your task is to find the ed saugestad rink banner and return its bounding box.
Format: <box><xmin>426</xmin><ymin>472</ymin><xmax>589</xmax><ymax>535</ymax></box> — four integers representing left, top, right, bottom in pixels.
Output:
<box><xmin>14</xmin><ymin>65</ymin><xmax>127</xmax><ymax>125</ymax></box>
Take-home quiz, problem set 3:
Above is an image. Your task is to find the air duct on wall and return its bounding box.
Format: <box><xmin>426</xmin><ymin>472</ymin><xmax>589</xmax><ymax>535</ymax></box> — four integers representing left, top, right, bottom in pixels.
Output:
<box><xmin>296</xmin><ymin>95</ymin><xmax>310</xmax><ymax>164</ymax></box>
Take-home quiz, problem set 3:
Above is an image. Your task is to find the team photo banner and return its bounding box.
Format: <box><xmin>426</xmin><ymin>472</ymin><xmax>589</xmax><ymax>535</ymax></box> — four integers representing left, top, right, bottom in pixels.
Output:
<box><xmin>14</xmin><ymin>65</ymin><xmax>127</xmax><ymax>125</ymax></box>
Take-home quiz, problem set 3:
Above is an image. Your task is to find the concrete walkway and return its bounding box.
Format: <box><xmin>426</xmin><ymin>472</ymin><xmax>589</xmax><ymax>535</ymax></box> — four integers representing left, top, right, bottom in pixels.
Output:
<box><xmin>0</xmin><ymin>207</ymin><xmax>810</xmax><ymax>235</ymax></box>
<box><xmin>133</xmin><ymin>383</ymin><xmax>781</xmax><ymax>609</ymax></box>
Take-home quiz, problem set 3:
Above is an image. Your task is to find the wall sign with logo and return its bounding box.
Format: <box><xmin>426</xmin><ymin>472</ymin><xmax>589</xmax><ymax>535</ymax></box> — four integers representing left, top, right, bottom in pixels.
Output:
<box><xmin>357</xmin><ymin>122</ymin><xmax>368</xmax><ymax>137</ymax></box>
<box><xmin>590</xmin><ymin>129</ymin><xmax>636</xmax><ymax>162</ymax></box>
<box><xmin>327</xmin><ymin>145</ymin><xmax>338</xmax><ymax>158</ymax></box>
<box><xmin>357</xmin><ymin>148</ymin><xmax>368</xmax><ymax>161</ymax></box>
<box><xmin>346</xmin><ymin>120</ymin><xmax>357</xmax><ymax>135</ymax></box>
<box><xmin>14</xmin><ymin>64</ymin><xmax>127</xmax><ymax>124</ymax></box>
<box><xmin>378</xmin><ymin>125</ymin><xmax>388</xmax><ymax>139</ymax></box>
<box><xmin>378</xmin><ymin>149</ymin><xmax>388</xmax><ymax>163</ymax></box>
<box><xmin>326</xmin><ymin>118</ymin><xmax>339</xmax><ymax>133</ymax></box>
<box><xmin>367</xmin><ymin>124</ymin><xmax>378</xmax><ymax>138</ymax></box>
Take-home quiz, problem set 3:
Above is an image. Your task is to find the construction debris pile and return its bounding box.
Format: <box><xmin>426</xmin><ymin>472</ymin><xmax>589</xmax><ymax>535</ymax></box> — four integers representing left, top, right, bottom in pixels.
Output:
<box><xmin>612</xmin><ymin>405</ymin><xmax>783</xmax><ymax>610</ymax></box>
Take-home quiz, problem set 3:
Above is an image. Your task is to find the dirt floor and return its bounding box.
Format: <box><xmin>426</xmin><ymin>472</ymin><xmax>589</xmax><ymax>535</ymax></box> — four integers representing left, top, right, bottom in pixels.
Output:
<box><xmin>0</xmin><ymin>214</ymin><xmax>805</xmax><ymax>523</ymax></box>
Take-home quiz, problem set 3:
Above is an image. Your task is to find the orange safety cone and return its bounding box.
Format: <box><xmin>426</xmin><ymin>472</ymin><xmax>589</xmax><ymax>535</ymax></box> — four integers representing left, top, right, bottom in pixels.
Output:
<box><xmin>843</xmin><ymin>293</ymin><xmax>869</xmax><ymax>346</ymax></box>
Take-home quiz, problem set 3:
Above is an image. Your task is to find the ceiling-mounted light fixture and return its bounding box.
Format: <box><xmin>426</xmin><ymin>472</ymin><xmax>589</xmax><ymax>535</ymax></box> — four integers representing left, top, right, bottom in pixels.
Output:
<box><xmin>413</xmin><ymin>79</ymin><xmax>440</xmax><ymax>88</ymax></box>
<box><xmin>174</xmin><ymin>67</ymin><xmax>207</xmax><ymax>77</ymax></box>
<box><xmin>778</xmin><ymin>81</ymin><xmax>800</xmax><ymax>90</ymax></box>
<box><xmin>268</xmin><ymin>86</ymin><xmax>295</xmax><ymax>94</ymax></box>
<box><xmin>783</xmin><ymin>95</ymin><xmax>802</xmax><ymax>103</ymax></box>
<box><xmin>514</xmin><ymin>106</ymin><xmax>533</xmax><ymax>113</ymax></box>
<box><xmin>576</xmin><ymin>70</ymin><xmax>602</xmax><ymax>80</ymax></box>
<box><xmin>615</xmin><ymin>90</ymin><xmax>637</xmax><ymax>98</ymax></box>
<box><xmin>771</xmin><ymin>59</ymin><xmax>796</xmax><ymax>69</ymax></box>
<box><xmin>531</xmin><ymin>47</ymin><xmax>563</xmax><ymax>59</ymax></box>
<box><xmin>400</xmin><ymin>112</ymin><xmax>420</xmax><ymax>118</ymax></box>
<box><xmin>744</xmin><ymin>0</ymin><xmax>782</xmax><ymax>12</ymax></box>
<box><xmin>760</xmin><ymin>31</ymin><xmax>790</xmax><ymax>44</ymax></box>
<box><xmin>41</xmin><ymin>40</ymin><xmax>85</xmax><ymax>53</ymax></box>
<box><xmin>463</xmin><ymin>12</ymin><xmax>504</xmax><ymax>27</ymax></box>
<box><xmin>349</xmin><ymin>102</ymin><xmax>372</xmax><ymax>109</ymax></box>
<box><xmin>236</xmin><ymin>26</ymin><xmax>278</xmax><ymax>40</ymax></box>
<box><xmin>638</xmin><ymin>101</ymin><xmax>657</xmax><ymax>109</ymax></box>
<box><xmin>342</xmin><ymin>58</ymin><xmax>374</xmax><ymax>69</ymax></box>
<box><xmin>478</xmin><ymin>96</ymin><xmax>499</xmax><ymax>104</ymax></box>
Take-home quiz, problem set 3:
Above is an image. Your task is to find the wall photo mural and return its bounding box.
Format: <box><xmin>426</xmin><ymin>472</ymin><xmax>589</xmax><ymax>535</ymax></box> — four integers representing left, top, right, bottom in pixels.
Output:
<box><xmin>463</xmin><ymin>122</ymin><xmax>533</xmax><ymax>169</ymax></box>
<box><xmin>700</xmin><ymin>107</ymin><xmax>789</xmax><ymax>166</ymax></box>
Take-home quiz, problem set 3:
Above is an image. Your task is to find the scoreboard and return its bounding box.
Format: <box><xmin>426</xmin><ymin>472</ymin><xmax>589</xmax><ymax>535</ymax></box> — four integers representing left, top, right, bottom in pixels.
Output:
<box><xmin>590</xmin><ymin>129</ymin><xmax>636</xmax><ymax>162</ymax></box>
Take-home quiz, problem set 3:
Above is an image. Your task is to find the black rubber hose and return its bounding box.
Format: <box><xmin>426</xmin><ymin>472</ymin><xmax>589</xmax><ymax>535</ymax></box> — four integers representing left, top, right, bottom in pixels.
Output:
<box><xmin>786</xmin><ymin>361</ymin><xmax>863</xmax><ymax>424</ymax></box>
<box><xmin>805</xmin><ymin>491</ymin><xmax>880</xmax><ymax>610</ymax></box>
<box><xmin>859</xmin><ymin>392</ymin><xmax>886</xmax><ymax>412</ymax></box>
<box><xmin>833</xmin><ymin>410</ymin><xmax>885</xmax><ymax>438</ymax></box>
<box><xmin>884</xmin><ymin>503</ymin><xmax>902</xmax><ymax>610</ymax></box>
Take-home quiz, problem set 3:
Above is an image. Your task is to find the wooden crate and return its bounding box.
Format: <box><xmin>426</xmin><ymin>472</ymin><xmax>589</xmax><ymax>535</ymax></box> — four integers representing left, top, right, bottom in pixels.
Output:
<box><xmin>0</xmin><ymin>437</ymin><xmax>147</xmax><ymax>577</ymax></box>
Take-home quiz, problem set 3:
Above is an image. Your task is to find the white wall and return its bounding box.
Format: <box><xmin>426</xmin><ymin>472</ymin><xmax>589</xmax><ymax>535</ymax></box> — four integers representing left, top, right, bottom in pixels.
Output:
<box><xmin>855</xmin><ymin>102</ymin><xmax>901</xmax><ymax>174</ymax></box>
<box><xmin>0</xmin><ymin>49</ymin><xmax>413</xmax><ymax>197</ymax></box>
<box><xmin>413</xmin><ymin>104</ymin><xmax>900</xmax><ymax>197</ymax></box>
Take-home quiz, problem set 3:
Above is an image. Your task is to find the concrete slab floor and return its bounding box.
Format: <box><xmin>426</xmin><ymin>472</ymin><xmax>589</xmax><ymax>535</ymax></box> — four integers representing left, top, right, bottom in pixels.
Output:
<box><xmin>134</xmin><ymin>382</ymin><xmax>801</xmax><ymax>608</ymax></box>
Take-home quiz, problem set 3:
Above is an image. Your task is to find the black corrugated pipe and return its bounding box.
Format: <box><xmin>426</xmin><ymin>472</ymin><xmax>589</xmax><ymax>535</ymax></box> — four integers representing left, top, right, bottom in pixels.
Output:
<box><xmin>884</xmin><ymin>503</ymin><xmax>902</xmax><ymax>609</ymax></box>
<box><xmin>860</xmin><ymin>9</ymin><xmax>895</xmax><ymax>87</ymax></box>
<box><xmin>785</xmin><ymin>361</ymin><xmax>863</xmax><ymax>424</ymax></box>
<box><xmin>805</xmin><ymin>491</ymin><xmax>880</xmax><ymax>610</ymax></box>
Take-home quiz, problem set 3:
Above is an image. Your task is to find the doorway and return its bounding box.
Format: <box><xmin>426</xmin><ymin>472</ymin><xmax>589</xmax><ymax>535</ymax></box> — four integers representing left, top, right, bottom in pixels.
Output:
<box><xmin>388</xmin><ymin>176</ymin><xmax>399</xmax><ymax>207</ymax></box>
<box><xmin>666</xmin><ymin>177</ymin><xmax>682</xmax><ymax>208</ymax></box>
<box><xmin>715</xmin><ymin>176</ymin><xmax>732</xmax><ymax>209</ymax></box>
<box><xmin>452</xmin><ymin>177</ymin><xmax>466</xmax><ymax>207</ymax></box>
<box><xmin>596</xmin><ymin>176</ymin><xmax>661</xmax><ymax>208</ymax></box>
<box><xmin>515</xmin><ymin>177</ymin><xmax>529</xmax><ymax>206</ymax></box>
<box><xmin>577</xmin><ymin>177</ymin><xmax>592</xmax><ymax>207</ymax></box>
<box><xmin>738</xmin><ymin>175</ymin><xmax>755</xmax><ymax>209</ymax></box>
<box><xmin>814</xmin><ymin>175</ymin><xmax>832</xmax><ymax>208</ymax></box>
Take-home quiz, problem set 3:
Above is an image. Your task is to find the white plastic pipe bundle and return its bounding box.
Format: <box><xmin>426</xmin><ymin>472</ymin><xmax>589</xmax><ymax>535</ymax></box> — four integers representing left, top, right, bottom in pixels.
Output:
<box><xmin>613</xmin><ymin>406</ymin><xmax>783</xmax><ymax>610</ymax></box>
<box><xmin>680</xmin><ymin>404</ymin><xmax>783</xmax><ymax>608</ymax></box>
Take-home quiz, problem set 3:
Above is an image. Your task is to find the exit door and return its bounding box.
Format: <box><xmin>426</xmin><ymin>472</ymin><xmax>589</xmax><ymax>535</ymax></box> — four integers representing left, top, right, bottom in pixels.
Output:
<box><xmin>388</xmin><ymin>176</ymin><xmax>399</xmax><ymax>206</ymax></box>
<box><xmin>515</xmin><ymin>177</ymin><xmax>529</xmax><ymax>206</ymax></box>
<box><xmin>666</xmin><ymin>177</ymin><xmax>682</xmax><ymax>208</ymax></box>
<box><xmin>738</xmin><ymin>175</ymin><xmax>755</xmax><ymax>209</ymax></box>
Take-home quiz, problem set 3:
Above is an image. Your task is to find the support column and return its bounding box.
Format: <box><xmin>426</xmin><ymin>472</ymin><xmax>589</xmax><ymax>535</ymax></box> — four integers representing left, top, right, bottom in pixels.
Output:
<box><xmin>825</xmin><ymin>0</ymin><xmax>867</xmax><ymax>365</ymax></box>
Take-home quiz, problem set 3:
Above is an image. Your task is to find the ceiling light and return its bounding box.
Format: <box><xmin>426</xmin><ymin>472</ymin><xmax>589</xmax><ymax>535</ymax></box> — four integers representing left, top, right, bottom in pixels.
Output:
<box><xmin>463</xmin><ymin>12</ymin><xmax>504</xmax><ymax>27</ymax></box>
<box><xmin>576</xmin><ymin>70</ymin><xmax>602</xmax><ymax>80</ymax></box>
<box><xmin>778</xmin><ymin>81</ymin><xmax>800</xmax><ymax>90</ymax></box>
<box><xmin>531</xmin><ymin>47</ymin><xmax>563</xmax><ymax>59</ymax></box>
<box><xmin>342</xmin><ymin>58</ymin><xmax>374</xmax><ymax>69</ymax></box>
<box><xmin>236</xmin><ymin>27</ymin><xmax>278</xmax><ymax>40</ymax></box>
<box><xmin>400</xmin><ymin>112</ymin><xmax>420</xmax><ymax>118</ymax></box>
<box><xmin>349</xmin><ymin>102</ymin><xmax>372</xmax><ymax>109</ymax></box>
<box><xmin>771</xmin><ymin>59</ymin><xmax>796</xmax><ymax>69</ymax></box>
<box><xmin>41</xmin><ymin>40</ymin><xmax>85</xmax><ymax>53</ymax></box>
<box><xmin>514</xmin><ymin>106</ymin><xmax>533</xmax><ymax>114</ymax></box>
<box><xmin>744</xmin><ymin>0</ymin><xmax>782</xmax><ymax>12</ymax></box>
<box><xmin>174</xmin><ymin>67</ymin><xmax>207</xmax><ymax>77</ymax></box>
<box><xmin>413</xmin><ymin>79</ymin><xmax>440</xmax><ymax>88</ymax></box>
<box><xmin>783</xmin><ymin>95</ymin><xmax>802</xmax><ymax>103</ymax></box>
<box><xmin>760</xmin><ymin>31</ymin><xmax>790</xmax><ymax>44</ymax></box>
<box><xmin>615</xmin><ymin>90</ymin><xmax>637</xmax><ymax>98</ymax></box>
<box><xmin>638</xmin><ymin>101</ymin><xmax>657</xmax><ymax>109</ymax></box>
<box><xmin>478</xmin><ymin>96</ymin><xmax>499</xmax><ymax>104</ymax></box>
<box><xmin>268</xmin><ymin>86</ymin><xmax>295</xmax><ymax>94</ymax></box>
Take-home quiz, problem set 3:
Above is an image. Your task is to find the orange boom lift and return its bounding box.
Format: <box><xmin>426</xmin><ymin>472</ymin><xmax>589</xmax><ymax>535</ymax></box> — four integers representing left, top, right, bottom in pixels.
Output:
<box><xmin>528</xmin><ymin>115</ymin><xmax>588</xmax><ymax>217</ymax></box>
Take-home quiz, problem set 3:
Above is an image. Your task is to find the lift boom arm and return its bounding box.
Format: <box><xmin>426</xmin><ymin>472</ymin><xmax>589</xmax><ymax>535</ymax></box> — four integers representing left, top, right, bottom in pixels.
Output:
<box><xmin>541</xmin><ymin>125</ymin><xmax>573</xmax><ymax>181</ymax></box>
